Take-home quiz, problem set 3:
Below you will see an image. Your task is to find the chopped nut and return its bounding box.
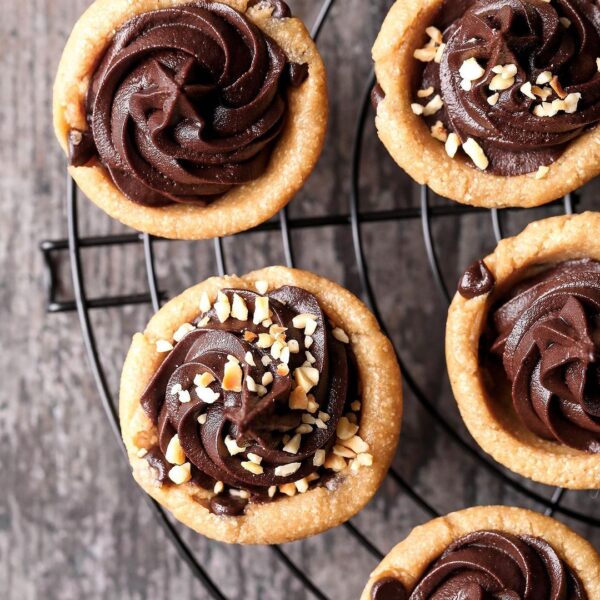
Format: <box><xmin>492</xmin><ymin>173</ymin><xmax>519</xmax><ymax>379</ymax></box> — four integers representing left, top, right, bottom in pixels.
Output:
<box><xmin>246</xmin><ymin>375</ymin><xmax>258</xmax><ymax>393</ymax></box>
<box><xmin>350</xmin><ymin>400</ymin><xmax>361</xmax><ymax>411</ymax></box>
<box><xmin>520</xmin><ymin>82</ymin><xmax>536</xmax><ymax>100</ymax></box>
<box><xmin>489</xmin><ymin>73</ymin><xmax>514</xmax><ymax>91</ymax></box>
<box><xmin>333</xmin><ymin>444</ymin><xmax>356</xmax><ymax>458</ymax></box>
<box><xmin>262</xmin><ymin>319</ymin><xmax>273</xmax><ymax>328</ymax></box>
<box><xmin>168</xmin><ymin>462</ymin><xmax>191</xmax><ymax>485</ymax></box>
<box><xmin>283</xmin><ymin>434</ymin><xmax>302</xmax><ymax>454</ymax></box>
<box><xmin>274</xmin><ymin>462</ymin><xmax>301</xmax><ymax>477</ymax></box>
<box><xmin>244</xmin><ymin>351</ymin><xmax>256</xmax><ymax>367</ymax></box>
<box><xmin>445</xmin><ymin>132</ymin><xmax>460</xmax><ymax>158</ymax></box>
<box><xmin>231</xmin><ymin>293</ymin><xmax>249</xmax><ymax>321</ymax></box>
<box><xmin>261</xmin><ymin>355</ymin><xmax>272</xmax><ymax>366</ymax></box>
<box><xmin>197</xmin><ymin>316</ymin><xmax>210</xmax><ymax>327</ymax></box>
<box><xmin>289</xmin><ymin>386</ymin><xmax>309</xmax><ymax>410</ymax></box>
<box><xmin>292</xmin><ymin>313</ymin><xmax>317</xmax><ymax>329</ymax></box>
<box><xmin>462</xmin><ymin>138</ymin><xmax>489</xmax><ymax>170</ymax></box>
<box><xmin>287</xmin><ymin>339</ymin><xmax>300</xmax><ymax>354</ymax></box>
<box><xmin>296</xmin><ymin>424</ymin><xmax>313</xmax><ymax>434</ymax></box>
<box><xmin>156</xmin><ymin>339</ymin><xmax>173</xmax><ymax>353</ymax></box>
<box><xmin>434</xmin><ymin>43</ymin><xmax>445</xmax><ymax>63</ymax></box>
<box><xmin>306</xmin><ymin>396</ymin><xmax>319</xmax><ymax>413</ymax></box>
<box><xmin>423</xmin><ymin>94</ymin><xmax>443</xmax><ymax>116</ymax></box>
<box><xmin>280</xmin><ymin>346</ymin><xmax>291</xmax><ymax>365</ymax></box>
<box><xmin>271</xmin><ymin>339</ymin><xmax>286</xmax><ymax>360</ymax></box>
<box><xmin>173</xmin><ymin>323</ymin><xmax>195</xmax><ymax>342</ymax></box>
<box><xmin>262</xmin><ymin>372</ymin><xmax>273</xmax><ymax>386</ymax></box>
<box><xmin>304</xmin><ymin>318</ymin><xmax>317</xmax><ymax>336</ymax></box>
<box><xmin>306</xmin><ymin>472</ymin><xmax>319</xmax><ymax>483</ymax></box>
<box><xmin>199</xmin><ymin>292</ymin><xmax>212</xmax><ymax>313</ymax></box>
<box><xmin>339</xmin><ymin>434</ymin><xmax>369</xmax><ymax>454</ymax></box>
<box><xmin>302</xmin><ymin>414</ymin><xmax>316</xmax><ymax>425</ymax></box>
<box><xmin>346</xmin><ymin>412</ymin><xmax>358</xmax><ymax>424</ymax></box>
<box><xmin>255</xmin><ymin>280</ymin><xmax>269</xmax><ymax>294</ymax></box>
<box><xmin>230</xmin><ymin>489</ymin><xmax>250</xmax><ymax>499</ymax></box>
<box><xmin>413</xmin><ymin>46</ymin><xmax>437</xmax><ymax>62</ymax></box>
<box><xmin>425</xmin><ymin>26</ymin><xmax>443</xmax><ymax>44</ymax></box>
<box><xmin>276</xmin><ymin>363</ymin><xmax>290</xmax><ymax>377</ymax></box>
<box><xmin>241</xmin><ymin>461</ymin><xmax>264</xmax><ymax>475</ymax></box>
<box><xmin>256</xmin><ymin>384</ymin><xmax>267</xmax><ymax>397</ymax></box>
<box><xmin>597</xmin><ymin>58</ymin><xmax>600</xmax><ymax>72</ymax></box>
<box><xmin>332</xmin><ymin>327</ymin><xmax>350</xmax><ymax>344</ymax></box>
<box><xmin>411</xmin><ymin>103</ymin><xmax>424</xmax><ymax>115</ymax></box>
<box><xmin>304</xmin><ymin>336</ymin><xmax>314</xmax><ymax>348</ymax></box>
<box><xmin>194</xmin><ymin>372</ymin><xmax>215</xmax><ymax>388</ymax></box>
<box><xmin>214</xmin><ymin>292</ymin><xmax>231</xmax><ymax>323</ymax></box>
<box><xmin>178</xmin><ymin>389</ymin><xmax>191</xmax><ymax>403</ymax></box>
<box><xmin>336</xmin><ymin>416</ymin><xmax>359</xmax><ymax>440</ymax></box>
<box><xmin>356</xmin><ymin>453</ymin><xmax>373</xmax><ymax>467</ymax></box>
<box><xmin>313</xmin><ymin>449</ymin><xmax>326</xmax><ymax>467</ymax></box>
<box><xmin>314</xmin><ymin>418</ymin><xmax>327</xmax><ymax>430</ymax></box>
<box><xmin>269</xmin><ymin>324</ymin><xmax>287</xmax><ymax>339</ymax></box>
<box><xmin>224</xmin><ymin>435</ymin><xmax>246</xmax><ymax>456</ymax></box>
<box><xmin>197</xmin><ymin>413</ymin><xmax>207</xmax><ymax>425</ymax></box>
<box><xmin>295</xmin><ymin>478</ymin><xmax>309</xmax><ymax>493</ymax></box>
<box><xmin>214</xmin><ymin>481</ymin><xmax>224</xmax><ymax>494</ymax></box>
<box><xmin>294</xmin><ymin>366</ymin><xmax>319</xmax><ymax>392</ymax></box>
<box><xmin>267</xmin><ymin>485</ymin><xmax>277</xmax><ymax>498</ymax></box>
<box><xmin>459</xmin><ymin>57</ymin><xmax>485</xmax><ymax>84</ymax></box>
<box><xmin>197</xmin><ymin>387</ymin><xmax>219</xmax><ymax>404</ymax></box>
<box><xmin>535</xmin><ymin>165</ymin><xmax>550</xmax><ymax>179</ymax></box>
<box><xmin>256</xmin><ymin>333</ymin><xmax>274</xmax><ymax>348</ymax></box>
<box><xmin>487</xmin><ymin>93</ymin><xmax>499</xmax><ymax>106</ymax></box>
<box><xmin>536</xmin><ymin>70</ymin><xmax>553</xmax><ymax>85</ymax></box>
<box><xmin>253</xmin><ymin>296</ymin><xmax>270</xmax><ymax>324</ymax></box>
<box><xmin>531</xmin><ymin>85</ymin><xmax>552</xmax><ymax>100</ymax></box>
<box><xmin>560</xmin><ymin>17</ymin><xmax>571</xmax><ymax>27</ymax></box>
<box><xmin>243</xmin><ymin>331</ymin><xmax>258</xmax><ymax>342</ymax></box>
<box><xmin>550</xmin><ymin>75</ymin><xmax>567</xmax><ymax>99</ymax></box>
<box><xmin>279</xmin><ymin>482</ymin><xmax>297</xmax><ymax>496</ymax></box>
<box><xmin>318</xmin><ymin>411</ymin><xmax>330</xmax><ymax>422</ymax></box>
<box><xmin>430</xmin><ymin>120</ymin><xmax>448</xmax><ymax>142</ymax></box>
<box><xmin>417</xmin><ymin>86</ymin><xmax>434</xmax><ymax>98</ymax></box>
<box><xmin>563</xmin><ymin>92</ymin><xmax>581</xmax><ymax>113</ymax></box>
<box><xmin>324</xmin><ymin>453</ymin><xmax>346</xmax><ymax>472</ymax></box>
<box><xmin>136</xmin><ymin>447</ymin><xmax>148</xmax><ymax>458</ymax></box>
<box><xmin>222</xmin><ymin>358</ymin><xmax>242</xmax><ymax>392</ymax></box>
<box><xmin>305</xmin><ymin>351</ymin><xmax>316</xmax><ymax>365</ymax></box>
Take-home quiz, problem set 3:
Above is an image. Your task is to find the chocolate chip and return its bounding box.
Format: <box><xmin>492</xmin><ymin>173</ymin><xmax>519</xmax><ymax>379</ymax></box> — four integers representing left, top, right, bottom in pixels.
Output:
<box><xmin>370</xmin><ymin>577</ymin><xmax>408</xmax><ymax>600</ymax></box>
<box><xmin>458</xmin><ymin>259</ymin><xmax>495</xmax><ymax>299</ymax></box>
<box><xmin>68</xmin><ymin>129</ymin><xmax>96</xmax><ymax>167</ymax></box>
<box><xmin>209</xmin><ymin>495</ymin><xmax>248</xmax><ymax>516</ymax></box>
<box><xmin>371</xmin><ymin>83</ymin><xmax>385</xmax><ymax>110</ymax></box>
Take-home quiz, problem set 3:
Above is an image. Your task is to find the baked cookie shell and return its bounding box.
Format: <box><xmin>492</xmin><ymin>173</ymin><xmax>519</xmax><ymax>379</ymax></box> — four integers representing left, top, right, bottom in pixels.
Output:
<box><xmin>372</xmin><ymin>0</ymin><xmax>600</xmax><ymax>208</ymax></box>
<box><xmin>119</xmin><ymin>266</ymin><xmax>403</xmax><ymax>544</ymax></box>
<box><xmin>446</xmin><ymin>212</ymin><xmax>600</xmax><ymax>489</ymax></box>
<box><xmin>53</xmin><ymin>0</ymin><xmax>328</xmax><ymax>240</ymax></box>
<box><xmin>361</xmin><ymin>506</ymin><xmax>600</xmax><ymax>599</ymax></box>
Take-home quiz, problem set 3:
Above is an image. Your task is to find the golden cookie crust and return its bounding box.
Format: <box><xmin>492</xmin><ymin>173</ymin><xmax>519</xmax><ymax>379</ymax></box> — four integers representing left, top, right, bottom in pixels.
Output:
<box><xmin>361</xmin><ymin>506</ymin><xmax>600</xmax><ymax>599</ymax></box>
<box><xmin>119</xmin><ymin>266</ymin><xmax>403</xmax><ymax>544</ymax></box>
<box><xmin>371</xmin><ymin>0</ymin><xmax>600</xmax><ymax>208</ymax></box>
<box><xmin>446</xmin><ymin>212</ymin><xmax>600</xmax><ymax>489</ymax></box>
<box><xmin>53</xmin><ymin>0</ymin><xmax>328</xmax><ymax>240</ymax></box>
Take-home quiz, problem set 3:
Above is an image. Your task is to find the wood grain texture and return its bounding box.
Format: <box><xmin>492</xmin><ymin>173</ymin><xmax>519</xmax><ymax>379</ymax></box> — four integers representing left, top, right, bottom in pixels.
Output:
<box><xmin>0</xmin><ymin>0</ymin><xmax>598</xmax><ymax>599</ymax></box>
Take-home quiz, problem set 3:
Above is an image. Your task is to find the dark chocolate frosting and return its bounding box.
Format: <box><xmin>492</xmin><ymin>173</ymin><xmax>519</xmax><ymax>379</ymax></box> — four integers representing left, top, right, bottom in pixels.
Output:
<box><xmin>487</xmin><ymin>259</ymin><xmax>600</xmax><ymax>452</ymax></box>
<box><xmin>458</xmin><ymin>259</ymin><xmax>495</xmax><ymax>298</ymax></box>
<box><xmin>140</xmin><ymin>285</ymin><xmax>359</xmax><ymax>512</ymax></box>
<box><xmin>73</xmin><ymin>2</ymin><xmax>305</xmax><ymax>206</ymax></box>
<box><xmin>371</xmin><ymin>530</ymin><xmax>587</xmax><ymax>599</ymax></box>
<box><xmin>417</xmin><ymin>0</ymin><xmax>600</xmax><ymax>175</ymax></box>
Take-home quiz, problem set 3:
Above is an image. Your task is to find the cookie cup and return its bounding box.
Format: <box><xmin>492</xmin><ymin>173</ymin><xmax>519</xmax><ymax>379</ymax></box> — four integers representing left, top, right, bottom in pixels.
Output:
<box><xmin>119</xmin><ymin>266</ymin><xmax>403</xmax><ymax>544</ymax></box>
<box><xmin>446</xmin><ymin>212</ymin><xmax>600</xmax><ymax>489</ymax></box>
<box><xmin>371</xmin><ymin>0</ymin><xmax>600</xmax><ymax>208</ymax></box>
<box><xmin>53</xmin><ymin>0</ymin><xmax>328</xmax><ymax>240</ymax></box>
<box><xmin>361</xmin><ymin>506</ymin><xmax>600</xmax><ymax>599</ymax></box>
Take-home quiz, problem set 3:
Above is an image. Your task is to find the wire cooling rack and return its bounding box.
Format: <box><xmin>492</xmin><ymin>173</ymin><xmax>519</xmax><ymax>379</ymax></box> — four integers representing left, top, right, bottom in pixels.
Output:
<box><xmin>39</xmin><ymin>1</ymin><xmax>599</xmax><ymax>597</ymax></box>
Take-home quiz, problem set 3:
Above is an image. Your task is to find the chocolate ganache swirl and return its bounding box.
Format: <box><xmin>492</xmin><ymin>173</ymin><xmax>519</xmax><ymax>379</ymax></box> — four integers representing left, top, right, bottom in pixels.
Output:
<box><xmin>417</xmin><ymin>0</ymin><xmax>600</xmax><ymax>175</ymax></box>
<box><xmin>486</xmin><ymin>259</ymin><xmax>600</xmax><ymax>452</ymax></box>
<box><xmin>140</xmin><ymin>285</ymin><xmax>360</xmax><ymax>514</ymax></box>
<box><xmin>371</xmin><ymin>530</ymin><xmax>587</xmax><ymax>599</ymax></box>
<box><xmin>74</xmin><ymin>1</ymin><xmax>306</xmax><ymax>206</ymax></box>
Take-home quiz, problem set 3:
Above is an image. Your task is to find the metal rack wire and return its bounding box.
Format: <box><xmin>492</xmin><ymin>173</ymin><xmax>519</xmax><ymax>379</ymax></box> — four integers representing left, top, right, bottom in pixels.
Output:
<box><xmin>39</xmin><ymin>1</ymin><xmax>598</xmax><ymax>598</ymax></box>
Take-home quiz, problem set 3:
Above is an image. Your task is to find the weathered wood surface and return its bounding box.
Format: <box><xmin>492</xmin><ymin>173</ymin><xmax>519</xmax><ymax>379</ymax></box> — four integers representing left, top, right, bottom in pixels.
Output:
<box><xmin>1</xmin><ymin>0</ymin><xmax>598</xmax><ymax>598</ymax></box>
